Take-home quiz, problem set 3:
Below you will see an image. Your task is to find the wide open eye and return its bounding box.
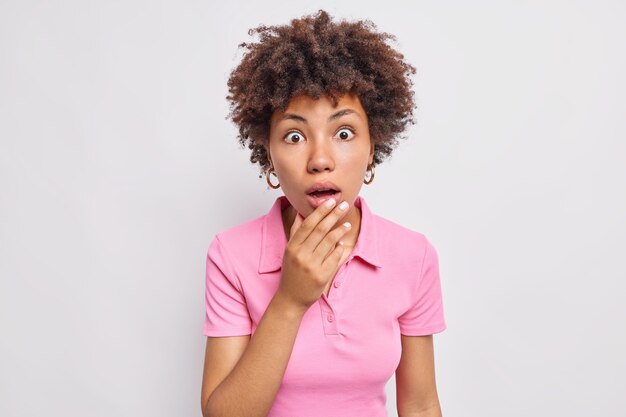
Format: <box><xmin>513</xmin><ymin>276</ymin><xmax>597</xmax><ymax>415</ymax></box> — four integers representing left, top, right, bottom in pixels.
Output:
<box><xmin>335</xmin><ymin>127</ymin><xmax>355</xmax><ymax>141</ymax></box>
<box><xmin>284</xmin><ymin>130</ymin><xmax>304</xmax><ymax>144</ymax></box>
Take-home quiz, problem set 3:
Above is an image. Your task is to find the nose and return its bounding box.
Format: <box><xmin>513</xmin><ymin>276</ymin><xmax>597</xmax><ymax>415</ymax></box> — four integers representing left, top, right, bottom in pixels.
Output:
<box><xmin>306</xmin><ymin>137</ymin><xmax>335</xmax><ymax>173</ymax></box>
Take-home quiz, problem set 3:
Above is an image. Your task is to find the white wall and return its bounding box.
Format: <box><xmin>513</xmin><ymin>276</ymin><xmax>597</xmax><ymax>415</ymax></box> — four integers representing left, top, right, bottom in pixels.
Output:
<box><xmin>1</xmin><ymin>1</ymin><xmax>625</xmax><ymax>416</ymax></box>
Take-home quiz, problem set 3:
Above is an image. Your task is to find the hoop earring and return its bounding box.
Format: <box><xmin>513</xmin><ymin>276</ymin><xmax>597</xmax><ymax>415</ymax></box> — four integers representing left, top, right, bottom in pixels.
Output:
<box><xmin>265</xmin><ymin>166</ymin><xmax>281</xmax><ymax>189</ymax></box>
<box><xmin>364</xmin><ymin>164</ymin><xmax>375</xmax><ymax>185</ymax></box>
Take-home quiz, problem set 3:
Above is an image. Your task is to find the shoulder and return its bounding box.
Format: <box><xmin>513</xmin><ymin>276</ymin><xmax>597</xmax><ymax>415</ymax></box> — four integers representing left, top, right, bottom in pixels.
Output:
<box><xmin>205</xmin><ymin>212</ymin><xmax>268</xmax><ymax>281</ymax></box>
<box><xmin>210</xmin><ymin>212</ymin><xmax>265</xmax><ymax>253</ymax></box>
<box><xmin>369</xmin><ymin>211</ymin><xmax>440</xmax><ymax>279</ymax></box>
<box><xmin>372</xmin><ymin>212</ymin><xmax>434</xmax><ymax>257</ymax></box>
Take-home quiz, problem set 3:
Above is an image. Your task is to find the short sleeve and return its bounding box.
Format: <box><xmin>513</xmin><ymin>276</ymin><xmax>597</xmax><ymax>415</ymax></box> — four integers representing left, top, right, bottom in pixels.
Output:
<box><xmin>203</xmin><ymin>235</ymin><xmax>252</xmax><ymax>337</ymax></box>
<box><xmin>398</xmin><ymin>237</ymin><xmax>447</xmax><ymax>336</ymax></box>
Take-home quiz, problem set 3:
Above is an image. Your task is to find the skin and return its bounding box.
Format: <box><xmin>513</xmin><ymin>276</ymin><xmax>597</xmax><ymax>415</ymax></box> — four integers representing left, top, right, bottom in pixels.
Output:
<box><xmin>264</xmin><ymin>92</ymin><xmax>374</xmax><ymax>269</ymax></box>
<box><xmin>201</xmin><ymin>92</ymin><xmax>442</xmax><ymax>417</ymax></box>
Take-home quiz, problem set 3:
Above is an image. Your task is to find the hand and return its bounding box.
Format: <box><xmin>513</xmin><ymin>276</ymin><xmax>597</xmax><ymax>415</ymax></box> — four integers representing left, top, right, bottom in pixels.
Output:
<box><xmin>276</xmin><ymin>198</ymin><xmax>352</xmax><ymax>310</ymax></box>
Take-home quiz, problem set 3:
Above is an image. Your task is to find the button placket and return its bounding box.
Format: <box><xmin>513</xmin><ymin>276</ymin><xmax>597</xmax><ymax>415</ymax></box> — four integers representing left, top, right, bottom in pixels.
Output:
<box><xmin>320</xmin><ymin>306</ymin><xmax>339</xmax><ymax>335</ymax></box>
<box><xmin>328</xmin><ymin>258</ymin><xmax>350</xmax><ymax>299</ymax></box>
<box><xmin>318</xmin><ymin>289</ymin><xmax>338</xmax><ymax>335</ymax></box>
<box><xmin>319</xmin><ymin>258</ymin><xmax>353</xmax><ymax>335</ymax></box>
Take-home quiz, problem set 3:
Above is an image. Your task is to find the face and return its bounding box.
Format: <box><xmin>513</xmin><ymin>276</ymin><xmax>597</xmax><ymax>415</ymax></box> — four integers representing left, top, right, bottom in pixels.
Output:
<box><xmin>265</xmin><ymin>92</ymin><xmax>375</xmax><ymax>219</ymax></box>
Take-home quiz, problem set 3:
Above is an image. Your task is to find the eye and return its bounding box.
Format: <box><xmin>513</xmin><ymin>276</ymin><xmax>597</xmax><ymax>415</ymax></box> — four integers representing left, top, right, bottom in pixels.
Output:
<box><xmin>335</xmin><ymin>127</ymin><xmax>355</xmax><ymax>141</ymax></box>
<box><xmin>284</xmin><ymin>130</ymin><xmax>304</xmax><ymax>144</ymax></box>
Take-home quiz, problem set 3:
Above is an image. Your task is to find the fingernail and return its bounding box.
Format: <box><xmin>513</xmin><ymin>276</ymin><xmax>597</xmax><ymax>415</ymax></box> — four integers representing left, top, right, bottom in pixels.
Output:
<box><xmin>343</xmin><ymin>222</ymin><xmax>351</xmax><ymax>228</ymax></box>
<box><xmin>338</xmin><ymin>201</ymin><xmax>348</xmax><ymax>211</ymax></box>
<box><xmin>325</xmin><ymin>198</ymin><xmax>336</xmax><ymax>208</ymax></box>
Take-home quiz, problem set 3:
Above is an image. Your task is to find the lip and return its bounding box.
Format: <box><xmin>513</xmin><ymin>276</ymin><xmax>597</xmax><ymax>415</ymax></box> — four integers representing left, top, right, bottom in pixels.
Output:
<box><xmin>305</xmin><ymin>180</ymin><xmax>341</xmax><ymax>195</ymax></box>
<box><xmin>306</xmin><ymin>191</ymin><xmax>342</xmax><ymax>209</ymax></box>
<box><xmin>305</xmin><ymin>180</ymin><xmax>342</xmax><ymax>209</ymax></box>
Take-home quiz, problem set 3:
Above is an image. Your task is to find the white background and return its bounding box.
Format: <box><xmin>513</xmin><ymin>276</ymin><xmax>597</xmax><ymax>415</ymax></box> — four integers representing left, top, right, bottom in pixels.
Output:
<box><xmin>1</xmin><ymin>1</ymin><xmax>625</xmax><ymax>416</ymax></box>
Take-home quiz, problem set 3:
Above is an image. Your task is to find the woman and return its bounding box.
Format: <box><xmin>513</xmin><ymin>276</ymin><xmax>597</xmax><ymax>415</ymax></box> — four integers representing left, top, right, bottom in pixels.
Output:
<box><xmin>201</xmin><ymin>10</ymin><xmax>446</xmax><ymax>417</ymax></box>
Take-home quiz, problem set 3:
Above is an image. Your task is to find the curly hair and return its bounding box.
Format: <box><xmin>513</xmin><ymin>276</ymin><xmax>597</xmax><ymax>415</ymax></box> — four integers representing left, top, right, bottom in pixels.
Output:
<box><xmin>226</xmin><ymin>9</ymin><xmax>417</xmax><ymax>176</ymax></box>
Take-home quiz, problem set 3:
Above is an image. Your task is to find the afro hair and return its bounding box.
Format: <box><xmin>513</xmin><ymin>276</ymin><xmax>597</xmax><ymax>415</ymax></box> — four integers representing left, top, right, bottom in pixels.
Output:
<box><xmin>225</xmin><ymin>9</ymin><xmax>417</xmax><ymax>176</ymax></box>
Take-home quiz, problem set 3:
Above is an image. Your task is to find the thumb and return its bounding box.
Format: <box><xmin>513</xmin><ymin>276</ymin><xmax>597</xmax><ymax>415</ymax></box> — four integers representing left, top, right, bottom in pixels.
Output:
<box><xmin>289</xmin><ymin>212</ymin><xmax>304</xmax><ymax>240</ymax></box>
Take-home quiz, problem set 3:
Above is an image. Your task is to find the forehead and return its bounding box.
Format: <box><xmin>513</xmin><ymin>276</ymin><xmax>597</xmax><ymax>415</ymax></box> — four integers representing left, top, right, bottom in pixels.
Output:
<box><xmin>271</xmin><ymin>93</ymin><xmax>367</xmax><ymax>122</ymax></box>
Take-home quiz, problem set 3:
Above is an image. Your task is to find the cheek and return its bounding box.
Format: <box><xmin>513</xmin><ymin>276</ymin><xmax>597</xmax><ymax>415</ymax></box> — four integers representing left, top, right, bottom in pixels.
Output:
<box><xmin>344</xmin><ymin>152</ymin><xmax>370</xmax><ymax>171</ymax></box>
<box><xmin>273</xmin><ymin>159</ymin><xmax>300</xmax><ymax>177</ymax></box>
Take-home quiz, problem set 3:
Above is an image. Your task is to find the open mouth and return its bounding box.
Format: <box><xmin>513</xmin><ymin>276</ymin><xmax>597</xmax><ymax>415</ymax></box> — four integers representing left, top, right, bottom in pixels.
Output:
<box><xmin>308</xmin><ymin>189</ymin><xmax>338</xmax><ymax>198</ymax></box>
<box><xmin>306</xmin><ymin>188</ymin><xmax>342</xmax><ymax>208</ymax></box>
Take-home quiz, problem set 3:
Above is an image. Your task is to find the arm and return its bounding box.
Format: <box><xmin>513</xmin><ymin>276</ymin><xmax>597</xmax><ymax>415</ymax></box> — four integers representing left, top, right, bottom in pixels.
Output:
<box><xmin>201</xmin><ymin>198</ymin><xmax>351</xmax><ymax>417</ymax></box>
<box><xmin>201</xmin><ymin>292</ymin><xmax>307</xmax><ymax>417</ymax></box>
<box><xmin>395</xmin><ymin>335</ymin><xmax>443</xmax><ymax>417</ymax></box>
<box><xmin>201</xmin><ymin>334</ymin><xmax>249</xmax><ymax>414</ymax></box>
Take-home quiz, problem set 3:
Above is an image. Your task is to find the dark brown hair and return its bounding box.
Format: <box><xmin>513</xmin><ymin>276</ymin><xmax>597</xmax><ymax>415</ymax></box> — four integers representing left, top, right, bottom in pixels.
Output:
<box><xmin>226</xmin><ymin>9</ymin><xmax>417</xmax><ymax>176</ymax></box>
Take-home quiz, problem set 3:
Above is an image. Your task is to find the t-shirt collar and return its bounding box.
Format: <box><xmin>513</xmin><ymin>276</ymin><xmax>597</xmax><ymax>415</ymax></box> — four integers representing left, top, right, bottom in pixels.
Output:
<box><xmin>259</xmin><ymin>194</ymin><xmax>382</xmax><ymax>274</ymax></box>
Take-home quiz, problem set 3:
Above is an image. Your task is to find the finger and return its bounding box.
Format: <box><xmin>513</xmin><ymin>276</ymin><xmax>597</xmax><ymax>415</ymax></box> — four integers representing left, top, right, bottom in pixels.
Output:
<box><xmin>291</xmin><ymin>197</ymin><xmax>339</xmax><ymax>245</ymax></box>
<box><xmin>322</xmin><ymin>239</ymin><xmax>346</xmax><ymax>270</ymax></box>
<box><xmin>313</xmin><ymin>220</ymin><xmax>352</xmax><ymax>261</ymax></box>
<box><xmin>289</xmin><ymin>212</ymin><xmax>304</xmax><ymax>240</ymax></box>
<box><xmin>301</xmin><ymin>199</ymin><xmax>350</xmax><ymax>253</ymax></box>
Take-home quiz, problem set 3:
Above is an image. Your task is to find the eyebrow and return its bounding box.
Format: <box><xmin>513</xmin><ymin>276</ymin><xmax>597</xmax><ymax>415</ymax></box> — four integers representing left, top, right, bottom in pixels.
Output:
<box><xmin>280</xmin><ymin>108</ymin><xmax>361</xmax><ymax>124</ymax></box>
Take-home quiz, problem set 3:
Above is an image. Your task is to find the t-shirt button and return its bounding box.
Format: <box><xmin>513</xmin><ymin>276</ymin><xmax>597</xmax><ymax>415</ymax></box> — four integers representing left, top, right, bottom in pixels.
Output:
<box><xmin>333</xmin><ymin>280</ymin><xmax>342</xmax><ymax>288</ymax></box>
<box><xmin>327</xmin><ymin>314</ymin><xmax>335</xmax><ymax>323</ymax></box>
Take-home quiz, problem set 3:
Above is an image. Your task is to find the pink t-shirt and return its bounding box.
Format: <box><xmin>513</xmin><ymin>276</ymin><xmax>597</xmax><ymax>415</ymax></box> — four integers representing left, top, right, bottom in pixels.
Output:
<box><xmin>204</xmin><ymin>194</ymin><xmax>446</xmax><ymax>417</ymax></box>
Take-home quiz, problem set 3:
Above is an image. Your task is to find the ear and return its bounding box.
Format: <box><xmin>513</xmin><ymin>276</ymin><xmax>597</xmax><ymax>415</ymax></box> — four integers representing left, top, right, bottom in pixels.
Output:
<box><xmin>368</xmin><ymin>143</ymin><xmax>375</xmax><ymax>165</ymax></box>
